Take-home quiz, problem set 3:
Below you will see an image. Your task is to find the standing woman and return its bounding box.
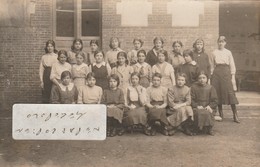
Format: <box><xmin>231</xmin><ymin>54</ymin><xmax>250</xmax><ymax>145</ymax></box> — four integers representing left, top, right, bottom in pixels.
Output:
<box><xmin>39</xmin><ymin>40</ymin><xmax>58</xmax><ymax>103</ymax></box>
<box><xmin>146</xmin><ymin>37</ymin><xmax>168</xmax><ymax>67</ymax></box>
<box><xmin>50</xmin><ymin>50</ymin><xmax>72</xmax><ymax>87</ymax></box>
<box><xmin>151</xmin><ymin>50</ymin><xmax>176</xmax><ymax>89</ymax></box>
<box><xmin>132</xmin><ymin>49</ymin><xmax>152</xmax><ymax>88</ymax></box>
<box><xmin>211</xmin><ymin>36</ymin><xmax>240</xmax><ymax>123</ymax></box>
<box><xmin>71</xmin><ymin>52</ymin><xmax>89</xmax><ymax>89</ymax></box>
<box><xmin>67</xmin><ymin>39</ymin><xmax>87</xmax><ymax>65</ymax></box>
<box><xmin>105</xmin><ymin>37</ymin><xmax>124</xmax><ymax>68</ymax></box>
<box><xmin>111</xmin><ymin>51</ymin><xmax>134</xmax><ymax>103</ymax></box>
<box><xmin>168</xmin><ymin>41</ymin><xmax>185</xmax><ymax>74</ymax></box>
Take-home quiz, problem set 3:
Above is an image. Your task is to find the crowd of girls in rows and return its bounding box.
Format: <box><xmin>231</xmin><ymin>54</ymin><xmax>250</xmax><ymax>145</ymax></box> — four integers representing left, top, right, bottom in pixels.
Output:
<box><xmin>39</xmin><ymin>36</ymin><xmax>240</xmax><ymax>137</ymax></box>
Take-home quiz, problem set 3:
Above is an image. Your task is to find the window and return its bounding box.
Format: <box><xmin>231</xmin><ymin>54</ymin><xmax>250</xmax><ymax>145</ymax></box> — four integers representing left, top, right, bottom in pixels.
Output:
<box><xmin>54</xmin><ymin>0</ymin><xmax>101</xmax><ymax>40</ymax></box>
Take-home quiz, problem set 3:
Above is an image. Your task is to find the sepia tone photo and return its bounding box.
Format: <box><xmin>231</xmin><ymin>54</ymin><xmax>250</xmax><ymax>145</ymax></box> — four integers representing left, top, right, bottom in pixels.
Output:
<box><xmin>0</xmin><ymin>0</ymin><xmax>259</xmax><ymax>166</ymax></box>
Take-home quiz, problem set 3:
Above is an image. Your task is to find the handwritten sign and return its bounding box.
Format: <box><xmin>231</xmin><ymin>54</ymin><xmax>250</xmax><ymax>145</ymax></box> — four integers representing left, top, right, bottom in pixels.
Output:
<box><xmin>12</xmin><ymin>104</ymin><xmax>106</xmax><ymax>140</ymax></box>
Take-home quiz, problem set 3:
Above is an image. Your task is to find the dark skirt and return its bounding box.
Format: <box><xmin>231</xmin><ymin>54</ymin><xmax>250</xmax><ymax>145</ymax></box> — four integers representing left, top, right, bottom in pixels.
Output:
<box><xmin>193</xmin><ymin>108</ymin><xmax>214</xmax><ymax>130</ymax></box>
<box><xmin>42</xmin><ymin>67</ymin><xmax>52</xmax><ymax>103</ymax></box>
<box><xmin>124</xmin><ymin>102</ymin><xmax>147</xmax><ymax>126</ymax></box>
<box><xmin>147</xmin><ymin>101</ymin><xmax>168</xmax><ymax>125</ymax></box>
<box><xmin>107</xmin><ymin>107</ymin><xmax>124</xmax><ymax>123</ymax></box>
<box><xmin>211</xmin><ymin>65</ymin><xmax>238</xmax><ymax>105</ymax></box>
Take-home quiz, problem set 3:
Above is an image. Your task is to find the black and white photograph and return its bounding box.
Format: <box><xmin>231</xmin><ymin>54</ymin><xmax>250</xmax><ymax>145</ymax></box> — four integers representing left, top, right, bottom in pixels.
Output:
<box><xmin>0</xmin><ymin>0</ymin><xmax>259</xmax><ymax>166</ymax></box>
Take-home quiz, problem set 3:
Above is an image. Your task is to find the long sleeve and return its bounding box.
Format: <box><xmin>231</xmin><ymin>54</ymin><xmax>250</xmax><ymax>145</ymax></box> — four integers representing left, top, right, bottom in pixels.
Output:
<box><xmin>98</xmin><ymin>88</ymin><xmax>103</xmax><ymax>104</ymax></box>
<box><xmin>167</xmin><ymin>88</ymin><xmax>177</xmax><ymax>108</ymax></box>
<box><xmin>50</xmin><ymin>86</ymin><xmax>60</xmax><ymax>104</ymax></box>
<box><xmin>139</xmin><ymin>87</ymin><xmax>147</xmax><ymax>106</ymax></box>
<box><xmin>101</xmin><ymin>90</ymin><xmax>107</xmax><ymax>104</ymax></box>
<box><xmin>50</xmin><ymin>64</ymin><xmax>57</xmax><ymax>81</ymax></box>
<box><xmin>106</xmin><ymin>63</ymin><xmax>112</xmax><ymax>76</ymax></box>
<box><xmin>39</xmin><ymin>57</ymin><xmax>44</xmax><ymax>82</ymax></box>
<box><xmin>229</xmin><ymin>52</ymin><xmax>236</xmax><ymax>75</ymax></box>
<box><xmin>74</xmin><ymin>86</ymin><xmax>78</xmax><ymax>103</ymax></box>
<box><xmin>77</xmin><ymin>87</ymin><xmax>83</xmax><ymax>104</ymax></box>
<box><xmin>206</xmin><ymin>53</ymin><xmax>211</xmax><ymax>78</ymax></box>
<box><xmin>185</xmin><ymin>88</ymin><xmax>191</xmax><ymax>106</ymax></box>
<box><xmin>116</xmin><ymin>89</ymin><xmax>125</xmax><ymax>109</ymax></box>
<box><xmin>209</xmin><ymin>86</ymin><xmax>218</xmax><ymax>109</ymax></box>
<box><xmin>191</xmin><ymin>86</ymin><xmax>198</xmax><ymax>108</ymax></box>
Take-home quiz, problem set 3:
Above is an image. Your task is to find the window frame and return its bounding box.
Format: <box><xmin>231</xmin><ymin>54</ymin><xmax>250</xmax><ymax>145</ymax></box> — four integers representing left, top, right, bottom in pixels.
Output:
<box><xmin>53</xmin><ymin>0</ymin><xmax>102</xmax><ymax>41</ymax></box>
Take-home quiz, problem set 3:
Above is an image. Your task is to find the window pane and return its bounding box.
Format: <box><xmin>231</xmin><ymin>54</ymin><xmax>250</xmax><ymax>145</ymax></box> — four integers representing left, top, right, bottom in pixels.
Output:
<box><xmin>82</xmin><ymin>11</ymin><xmax>100</xmax><ymax>36</ymax></box>
<box><xmin>56</xmin><ymin>12</ymin><xmax>74</xmax><ymax>37</ymax></box>
<box><xmin>82</xmin><ymin>0</ymin><xmax>100</xmax><ymax>9</ymax></box>
<box><xmin>56</xmin><ymin>0</ymin><xmax>74</xmax><ymax>10</ymax></box>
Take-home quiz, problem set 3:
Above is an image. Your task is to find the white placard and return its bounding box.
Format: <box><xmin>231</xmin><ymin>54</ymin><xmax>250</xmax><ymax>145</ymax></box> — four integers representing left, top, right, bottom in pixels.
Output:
<box><xmin>12</xmin><ymin>104</ymin><xmax>106</xmax><ymax>140</ymax></box>
<box><xmin>117</xmin><ymin>0</ymin><xmax>152</xmax><ymax>26</ymax></box>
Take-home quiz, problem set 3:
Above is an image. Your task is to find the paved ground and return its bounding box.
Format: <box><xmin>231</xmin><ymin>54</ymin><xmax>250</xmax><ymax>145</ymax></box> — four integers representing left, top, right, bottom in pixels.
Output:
<box><xmin>0</xmin><ymin>109</ymin><xmax>259</xmax><ymax>167</ymax></box>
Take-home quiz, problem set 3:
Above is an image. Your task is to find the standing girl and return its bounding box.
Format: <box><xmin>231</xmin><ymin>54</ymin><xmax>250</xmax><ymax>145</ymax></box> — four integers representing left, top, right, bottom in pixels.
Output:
<box><xmin>105</xmin><ymin>37</ymin><xmax>124</xmax><ymax>68</ymax></box>
<box><xmin>168</xmin><ymin>41</ymin><xmax>185</xmax><ymax>73</ymax></box>
<box><xmin>152</xmin><ymin>50</ymin><xmax>176</xmax><ymax>89</ymax></box>
<box><xmin>86</xmin><ymin>40</ymin><xmax>99</xmax><ymax>65</ymax></box>
<box><xmin>167</xmin><ymin>73</ymin><xmax>194</xmax><ymax>136</ymax></box>
<box><xmin>50</xmin><ymin>71</ymin><xmax>78</xmax><ymax>104</ymax></box>
<box><xmin>71</xmin><ymin>52</ymin><xmax>89</xmax><ymax>89</ymax></box>
<box><xmin>124</xmin><ymin>72</ymin><xmax>147</xmax><ymax>133</ymax></box>
<box><xmin>39</xmin><ymin>40</ymin><xmax>58</xmax><ymax>103</ymax></box>
<box><xmin>111</xmin><ymin>51</ymin><xmax>134</xmax><ymax>102</ymax></box>
<box><xmin>67</xmin><ymin>39</ymin><xmax>87</xmax><ymax>65</ymax></box>
<box><xmin>50</xmin><ymin>50</ymin><xmax>71</xmax><ymax>87</ymax></box>
<box><xmin>211</xmin><ymin>36</ymin><xmax>240</xmax><ymax>123</ymax></box>
<box><xmin>127</xmin><ymin>38</ymin><xmax>144</xmax><ymax>66</ymax></box>
<box><xmin>191</xmin><ymin>71</ymin><xmax>218</xmax><ymax>135</ymax></box>
<box><xmin>146</xmin><ymin>37</ymin><xmax>168</xmax><ymax>67</ymax></box>
<box><xmin>145</xmin><ymin>73</ymin><xmax>169</xmax><ymax>136</ymax></box>
<box><xmin>89</xmin><ymin>51</ymin><xmax>111</xmax><ymax>90</ymax></box>
<box><xmin>77</xmin><ymin>72</ymin><xmax>103</xmax><ymax>104</ymax></box>
<box><xmin>178</xmin><ymin>49</ymin><xmax>200</xmax><ymax>87</ymax></box>
<box><xmin>193</xmin><ymin>38</ymin><xmax>211</xmax><ymax>79</ymax></box>
<box><xmin>101</xmin><ymin>74</ymin><xmax>125</xmax><ymax>137</ymax></box>
<box><xmin>132</xmin><ymin>50</ymin><xmax>152</xmax><ymax>88</ymax></box>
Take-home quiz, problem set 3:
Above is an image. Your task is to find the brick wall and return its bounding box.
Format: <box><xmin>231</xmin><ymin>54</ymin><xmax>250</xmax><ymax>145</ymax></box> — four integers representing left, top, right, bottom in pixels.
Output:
<box><xmin>0</xmin><ymin>0</ymin><xmax>53</xmax><ymax>110</ymax></box>
<box><xmin>102</xmin><ymin>0</ymin><xmax>219</xmax><ymax>55</ymax></box>
<box><xmin>0</xmin><ymin>0</ymin><xmax>219</xmax><ymax>110</ymax></box>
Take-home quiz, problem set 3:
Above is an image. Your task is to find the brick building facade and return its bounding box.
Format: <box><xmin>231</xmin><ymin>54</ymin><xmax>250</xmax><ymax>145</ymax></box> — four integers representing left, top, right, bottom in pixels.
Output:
<box><xmin>1</xmin><ymin>0</ymin><xmax>220</xmax><ymax>110</ymax></box>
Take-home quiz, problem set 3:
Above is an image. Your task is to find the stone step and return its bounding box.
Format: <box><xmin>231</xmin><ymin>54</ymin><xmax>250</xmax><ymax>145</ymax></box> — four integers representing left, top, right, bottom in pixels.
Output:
<box><xmin>223</xmin><ymin>103</ymin><xmax>260</xmax><ymax>110</ymax></box>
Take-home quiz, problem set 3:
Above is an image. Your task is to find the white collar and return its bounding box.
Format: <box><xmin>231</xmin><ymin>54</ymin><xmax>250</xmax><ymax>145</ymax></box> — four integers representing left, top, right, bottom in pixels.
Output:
<box><xmin>93</xmin><ymin>61</ymin><xmax>106</xmax><ymax>66</ymax></box>
<box><xmin>59</xmin><ymin>82</ymin><xmax>74</xmax><ymax>91</ymax></box>
<box><xmin>136</xmin><ymin>62</ymin><xmax>148</xmax><ymax>68</ymax></box>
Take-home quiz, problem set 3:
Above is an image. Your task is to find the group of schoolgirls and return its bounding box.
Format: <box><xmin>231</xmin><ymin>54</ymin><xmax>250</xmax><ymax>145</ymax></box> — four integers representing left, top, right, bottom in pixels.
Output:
<box><xmin>39</xmin><ymin>35</ymin><xmax>240</xmax><ymax>137</ymax></box>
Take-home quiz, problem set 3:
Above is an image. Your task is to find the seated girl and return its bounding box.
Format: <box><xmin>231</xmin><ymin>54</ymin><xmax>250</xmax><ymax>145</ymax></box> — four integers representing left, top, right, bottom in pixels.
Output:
<box><xmin>101</xmin><ymin>74</ymin><xmax>125</xmax><ymax>137</ymax></box>
<box><xmin>124</xmin><ymin>72</ymin><xmax>147</xmax><ymax>133</ymax></box>
<box><xmin>77</xmin><ymin>72</ymin><xmax>103</xmax><ymax>104</ymax></box>
<box><xmin>167</xmin><ymin>73</ymin><xmax>194</xmax><ymax>136</ymax></box>
<box><xmin>50</xmin><ymin>71</ymin><xmax>78</xmax><ymax>104</ymax></box>
<box><xmin>191</xmin><ymin>71</ymin><xmax>218</xmax><ymax>135</ymax></box>
<box><xmin>132</xmin><ymin>49</ymin><xmax>152</xmax><ymax>88</ymax></box>
<box><xmin>152</xmin><ymin>50</ymin><xmax>176</xmax><ymax>89</ymax></box>
<box><xmin>145</xmin><ymin>73</ymin><xmax>169</xmax><ymax>136</ymax></box>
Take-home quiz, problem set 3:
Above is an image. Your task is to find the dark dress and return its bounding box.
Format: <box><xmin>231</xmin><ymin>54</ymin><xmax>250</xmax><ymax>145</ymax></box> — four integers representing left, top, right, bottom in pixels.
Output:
<box><xmin>42</xmin><ymin>67</ymin><xmax>52</xmax><ymax>103</ymax></box>
<box><xmin>191</xmin><ymin>83</ymin><xmax>218</xmax><ymax>130</ymax></box>
<box><xmin>178</xmin><ymin>63</ymin><xmax>200</xmax><ymax>87</ymax></box>
<box><xmin>50</xmin><ymin>83</ymin><xmax>78</xmax><ymax>104</ymax></box>
<box><xmin>91</xmin><ymin>63</ymin><xmax>109</xmax><ymax>90</ymax></box>
<box><xmin>101</xmin><ymin>88</ymin><xmax>125</xmax><ymax>123</ymax></box>
<box><xmin>193</xmin><ymin>51</ymin><xmax>211</xmax><ymax>78</ymax></box>
<box><xmin>146</xmin><ymin>49</ymin><xmax>168</xmax><ymax>67</ymax></box>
